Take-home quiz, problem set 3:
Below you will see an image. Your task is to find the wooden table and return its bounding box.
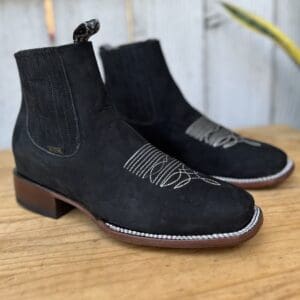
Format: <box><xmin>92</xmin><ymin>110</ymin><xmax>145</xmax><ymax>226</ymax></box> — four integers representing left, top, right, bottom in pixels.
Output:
<box><xmin>0</xmin><ymin>126</ymin><xmax>299</xmax><ymax>300</ymax></box>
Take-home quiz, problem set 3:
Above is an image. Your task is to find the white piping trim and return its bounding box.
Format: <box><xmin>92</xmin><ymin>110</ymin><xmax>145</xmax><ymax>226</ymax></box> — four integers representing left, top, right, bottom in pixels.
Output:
<box><xmin>213</xmin><ymin>159</ymin><xmax>294</xmax><ymax>184</ymax></box>
<box><xmin>105</xmin><ymin>206</ymin><xmax>261</xmax><ymax>241</ymax></box>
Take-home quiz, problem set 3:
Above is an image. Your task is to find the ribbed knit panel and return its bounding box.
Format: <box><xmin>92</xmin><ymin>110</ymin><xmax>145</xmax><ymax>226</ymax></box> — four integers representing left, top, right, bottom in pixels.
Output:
<box><xmin>15</xmin><ymin>45</ymin><xmax>80</xmax><ymax>156</ymax></box>
<box><xmin>15</xmin><ymin>42</ymin><xmax>107</xmax><ymax>156</ymax></box>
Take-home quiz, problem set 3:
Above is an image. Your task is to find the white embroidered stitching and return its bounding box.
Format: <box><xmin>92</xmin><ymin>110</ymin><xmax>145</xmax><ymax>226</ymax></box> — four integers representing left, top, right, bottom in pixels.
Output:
<box><xmin>186</xmin><ymin>116</ymin><xmax>261</xmax><ymax>149</ymax></box>
<box><xmin>133</xmin><ymin>147</ymin><xmax>160</xmax><ymax>175</ymax></box>
<box><xmin>128</xmin><ymin>144</ymin><xmax>153</xmax><ymax>172</ymax></box>
<box><xmin>159</xmin><ymin>161</ymin><xmax>182</xmax><ymax>186</ymax></box>
<box><xmin>140</xmin><ymin>152</ymin><xmax>166</xmax><ymax>178</ymax></box>
<box><xmin>154</xmin><ymin>159</ymin><xmax>181</xmax><ymax>185</ymax></box>
<box><xmin>136</xmin><ymin>149</ymin><xmax>162</xmax><ymax>176</ymax></box>
<box><xmin>124</xmin><ymin>144</ymin><xmax>220</xmax><ymax>189</ymax></box>
<box><xmin>123</xmin><ymin>143</ymin><xmax>151</xmax><ymax>169</ymax></box>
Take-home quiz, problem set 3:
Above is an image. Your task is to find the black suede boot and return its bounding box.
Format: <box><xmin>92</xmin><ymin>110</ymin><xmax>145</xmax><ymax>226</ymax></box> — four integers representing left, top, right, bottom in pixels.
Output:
<box><xmin>100</xmin><ymin>40</ymin><xmax>294</xmax><ymax>189</ymax></box>
<box><xmin>13</xmin><ymin>20</ymin><xmax>262</xmax><ymax>248</ymax></box>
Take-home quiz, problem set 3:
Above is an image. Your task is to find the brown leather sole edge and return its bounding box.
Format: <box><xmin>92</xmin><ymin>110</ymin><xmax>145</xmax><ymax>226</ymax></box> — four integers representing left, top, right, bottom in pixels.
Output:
<box><xmin>13</xmin><ymin>171</ymin><xmax>263</xmax><ymax>249</ymax></box>
<box><xmin>214</xmin><ymin>159</ymin><xmax>295</xmax><ymax>189</ymax></box>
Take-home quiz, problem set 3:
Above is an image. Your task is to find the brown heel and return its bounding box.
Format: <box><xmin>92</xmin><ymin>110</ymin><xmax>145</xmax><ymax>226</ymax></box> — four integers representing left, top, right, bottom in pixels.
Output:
<box><xmin>13</xmin><ymin>171</ymin><xmax>74</xmax><ymax>219</ymax></box>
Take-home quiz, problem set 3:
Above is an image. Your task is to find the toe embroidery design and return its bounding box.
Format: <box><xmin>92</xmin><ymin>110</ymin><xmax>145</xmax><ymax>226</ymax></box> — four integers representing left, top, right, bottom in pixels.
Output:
<box><xmin>124</xmin><ymin>144</ymin><xmax>220</xmax><ymax>189</ymax></box>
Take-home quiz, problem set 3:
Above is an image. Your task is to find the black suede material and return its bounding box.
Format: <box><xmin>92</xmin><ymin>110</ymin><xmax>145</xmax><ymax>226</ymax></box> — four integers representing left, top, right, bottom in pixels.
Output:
<box><xmin>100</xmin><ymin>40</ymin><xmax>288</xmax><ymax>179</ymax></box>
<box><xmin>13</xmin><ymin>40</ymin><xmax>255</xmax><ymax>236</ymax></box>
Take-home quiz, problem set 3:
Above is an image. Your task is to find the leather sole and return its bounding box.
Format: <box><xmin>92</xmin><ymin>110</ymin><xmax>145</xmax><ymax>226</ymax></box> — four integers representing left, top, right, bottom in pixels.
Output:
<box><xmin>13</xmin><ymin>171</ymin><xmax>263</xmax><ymax>249</ymax></box>
<box><xmin>214</xmin><ymin>159</ymin><xmax>294</xmax><ymax>189</ymax></box>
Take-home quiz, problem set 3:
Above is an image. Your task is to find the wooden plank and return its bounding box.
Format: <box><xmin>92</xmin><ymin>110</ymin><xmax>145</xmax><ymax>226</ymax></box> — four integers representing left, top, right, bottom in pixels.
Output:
<box><xmin>272</xmin><ymin>0</ymin><xmax>300</xmax><ymax>127</ymax></box>
<box><xmin>205</xmin><ymin>0</ymin><xmax>275</xmax><ymax>128</ymax></box>
<box><xmin>132</xmin><ymin>0</ymin><xmax>205</xmax><ymax>111</ymax></box>
<box><xmin>0</xmin><ymin>125</ymin><xmax>299</xmax><ymax>299</ymax></box>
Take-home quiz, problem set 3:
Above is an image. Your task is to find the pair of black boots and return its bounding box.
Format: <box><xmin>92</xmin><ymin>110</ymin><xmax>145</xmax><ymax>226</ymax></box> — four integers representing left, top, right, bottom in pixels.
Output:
<box><xmin>13</xmin><ymin>20</ymin><xmax>293</xmax><ymax>248</ymax></box>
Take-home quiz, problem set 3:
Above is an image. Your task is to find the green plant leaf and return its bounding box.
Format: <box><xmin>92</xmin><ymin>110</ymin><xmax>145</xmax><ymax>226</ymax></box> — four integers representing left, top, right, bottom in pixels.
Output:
<box><xmin>222</xmin><ymin>1</ymin><xmax>300</xmax><ymax>66</ymax></box>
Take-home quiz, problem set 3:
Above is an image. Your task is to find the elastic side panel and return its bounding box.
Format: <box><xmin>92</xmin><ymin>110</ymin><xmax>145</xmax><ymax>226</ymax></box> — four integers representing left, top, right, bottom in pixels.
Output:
<box><xmin>16</xmin><ymin>48</ymin><xmax>80</xmax><ymax>156</ymax></box>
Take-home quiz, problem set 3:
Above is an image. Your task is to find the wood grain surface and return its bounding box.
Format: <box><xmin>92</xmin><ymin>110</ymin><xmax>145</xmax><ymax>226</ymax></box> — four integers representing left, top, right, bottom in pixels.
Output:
<box><xmin>0</xmin><ymin>125</ymin><xmax>299</xmax><ymax>300</ymax></box>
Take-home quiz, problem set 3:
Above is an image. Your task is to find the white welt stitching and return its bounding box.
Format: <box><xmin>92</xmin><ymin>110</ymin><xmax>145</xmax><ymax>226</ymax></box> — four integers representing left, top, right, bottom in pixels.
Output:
<box><xmin>214</xmin><ymin>159</ymin><xmax>294</xmax><ymax>183</ymax></box>
<box><xmin>106</xmin><ymin>206</ymin><xmax>261</xmax><ymax>240</ymax></box>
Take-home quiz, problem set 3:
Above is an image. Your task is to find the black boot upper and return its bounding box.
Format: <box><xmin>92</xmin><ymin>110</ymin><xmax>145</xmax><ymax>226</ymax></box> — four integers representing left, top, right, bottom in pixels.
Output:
<box><xmin>13</xmin><ymin>22</ymin><xmax>256</xmax><ymax>236</ymax></box>
<box><xmin>100</xmin><ymin>40</ymin><xmax>288</xmax><ymax>179</ymax></box>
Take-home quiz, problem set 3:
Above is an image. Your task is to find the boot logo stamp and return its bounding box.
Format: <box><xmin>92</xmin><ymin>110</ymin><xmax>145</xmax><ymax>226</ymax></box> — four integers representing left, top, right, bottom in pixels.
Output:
<box><xmin>47</xmin><ymin>146</ymin><xmax>64</xmax><ymax>155</ymax></box>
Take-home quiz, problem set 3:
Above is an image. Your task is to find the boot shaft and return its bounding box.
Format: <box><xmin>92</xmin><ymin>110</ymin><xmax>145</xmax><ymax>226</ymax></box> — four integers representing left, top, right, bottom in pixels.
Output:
<box><xmin>14</xmin><ymin>20</ymin><xmax>107</xmax><ymax>156</ymax></box>
<box><xmin>100</xmin><ymin>40</ymin><xmax>195</xmax><ymax>125</ymax></box>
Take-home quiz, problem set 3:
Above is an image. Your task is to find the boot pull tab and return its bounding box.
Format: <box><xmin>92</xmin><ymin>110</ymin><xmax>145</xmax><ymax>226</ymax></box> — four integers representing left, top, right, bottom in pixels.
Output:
<box><xmin>73</xmin><ymin>19</ymin><xmax>100</xmax><ymax>43</ymax></box>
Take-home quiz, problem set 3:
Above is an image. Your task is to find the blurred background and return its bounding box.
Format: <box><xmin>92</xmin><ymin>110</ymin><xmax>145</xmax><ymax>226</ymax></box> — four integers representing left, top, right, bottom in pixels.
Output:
<box><xmin>0</xmin><ymin>0</ymin><xmax>299</xmax><ymax>150</ymax></box>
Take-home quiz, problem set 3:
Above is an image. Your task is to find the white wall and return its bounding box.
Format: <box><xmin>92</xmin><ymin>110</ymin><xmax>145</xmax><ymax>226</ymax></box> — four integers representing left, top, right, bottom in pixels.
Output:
<box><xmin>0</xmin><ymin>0</ymin><xmax>299</xmax><ymax>149</ymax></box>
